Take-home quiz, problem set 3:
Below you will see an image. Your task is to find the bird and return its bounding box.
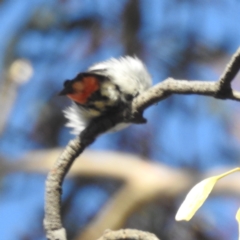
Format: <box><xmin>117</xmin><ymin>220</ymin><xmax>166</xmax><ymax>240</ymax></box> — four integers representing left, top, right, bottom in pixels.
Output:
<box><xmin>59</xmin><ymin>56</ymin><xmax>152</xmax><ymax>135</ymax></box>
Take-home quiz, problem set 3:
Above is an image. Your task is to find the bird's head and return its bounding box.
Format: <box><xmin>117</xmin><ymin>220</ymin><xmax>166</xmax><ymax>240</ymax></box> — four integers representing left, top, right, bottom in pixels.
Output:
<box><xmin>59</xmin><ymin>74</ymin><xmax>100</xmax><ymax>104</ymax></box>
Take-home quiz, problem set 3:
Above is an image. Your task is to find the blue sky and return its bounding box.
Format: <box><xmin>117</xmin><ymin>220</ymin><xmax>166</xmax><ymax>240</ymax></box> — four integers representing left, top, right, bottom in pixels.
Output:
<box><xmin>0</xmin><ymin>0</ymin><xmax>240</xmax><ymax>239</ymax></box>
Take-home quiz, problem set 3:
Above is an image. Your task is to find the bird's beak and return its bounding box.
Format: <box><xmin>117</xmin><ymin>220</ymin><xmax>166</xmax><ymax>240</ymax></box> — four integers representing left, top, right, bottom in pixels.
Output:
<box><xmin>59</xmin><ymin>79</ymin><xmax>73</xmax><ymax>95</ymax></box>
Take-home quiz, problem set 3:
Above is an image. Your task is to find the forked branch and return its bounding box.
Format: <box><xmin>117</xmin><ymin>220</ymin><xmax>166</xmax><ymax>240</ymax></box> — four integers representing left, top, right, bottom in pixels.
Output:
<box><xmin>44</xmin><ymin>47</ymin><xmax>240</xmax><ymax>240</ymax></box>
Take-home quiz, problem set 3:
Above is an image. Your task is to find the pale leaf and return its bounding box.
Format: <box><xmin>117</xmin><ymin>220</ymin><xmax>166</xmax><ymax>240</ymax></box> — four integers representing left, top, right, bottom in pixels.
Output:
<box><xmin>236</xmin><ymin>208</ymin><xmax>240</xmax><ymax>240</ymax></box>
<box><xmin>176</xmin><ymin>167</ymin><xmax>240</xmax><ymax>221</ymax></box>
<box><xmin>175</xmin><ymin>177</ymin><xmax>218</xmax><ymax>221</ymax></box>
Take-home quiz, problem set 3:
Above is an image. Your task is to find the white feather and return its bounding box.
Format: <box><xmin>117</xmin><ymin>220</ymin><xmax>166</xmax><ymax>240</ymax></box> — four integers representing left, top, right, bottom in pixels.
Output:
<box><xmin>64</xmin><ymin>104</ymin><xmax>130</xmax><ymax>135</ymax></box>
<box><xmin>63</xmin><ymin>105</ymin><xmax>88</xmax><ymax>135</ymax></box>
<box><xmin>64</xmin><ymin>56</ymin><xmax>152</xmax><ymax>135</ymax></box>
<box><xmin>89</xmin><ymin>56</ymin><xmax>152</xmax><ymax>98</ymax></box>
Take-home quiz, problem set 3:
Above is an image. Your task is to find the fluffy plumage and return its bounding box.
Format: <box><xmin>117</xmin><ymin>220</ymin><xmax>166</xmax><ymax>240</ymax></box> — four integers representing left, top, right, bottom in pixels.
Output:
<box><xmin>63</xmin><ymin>56</ymin><xmax>152</xmax><ymax>135</ymax></box>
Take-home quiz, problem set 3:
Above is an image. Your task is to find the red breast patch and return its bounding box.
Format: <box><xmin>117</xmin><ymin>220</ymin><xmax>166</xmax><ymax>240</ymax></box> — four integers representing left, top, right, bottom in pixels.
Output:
<box><xmin>67</xmin><ymin>76</ymin><xmax>100</xmax><ymax>104</ymax></box>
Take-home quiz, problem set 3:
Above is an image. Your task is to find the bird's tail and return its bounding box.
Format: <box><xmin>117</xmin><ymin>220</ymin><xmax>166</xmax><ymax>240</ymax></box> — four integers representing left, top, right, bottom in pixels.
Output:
<box><xmin>63</xmin><ymin>104</ymin><xmax>89</xmax><ymax>135</ymax></box>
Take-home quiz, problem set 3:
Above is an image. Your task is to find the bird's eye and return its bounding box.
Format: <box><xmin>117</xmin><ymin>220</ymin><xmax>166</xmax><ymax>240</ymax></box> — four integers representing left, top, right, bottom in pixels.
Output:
<box><xmin>125</xmin><ymin>94</ymin><xmax>134</xmax><ymax>101</ymax></box>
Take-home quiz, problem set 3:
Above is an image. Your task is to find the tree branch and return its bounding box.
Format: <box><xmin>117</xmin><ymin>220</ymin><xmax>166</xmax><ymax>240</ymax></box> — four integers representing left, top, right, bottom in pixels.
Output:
<box><xmin>97</xmin><ymin>229</ymin><xmax>160</xmax><ymax>240</ymax></box>
<box><xmin>132</xmin><ymin>80</ymin><xmax>217</xmax><ymax>113</ymax></box>
<box><xmin>218</xmin><ymin>47</ymin><xmax>240</xmax><ymax>91</ymax></box>
<box><xmin>44</xmin><ymin>47</ymin><xmax>240</xmax><ymax>240</ymax></box>
<box><xmin>44</xmin><ymin>138</ymin><xmax>84</xmax><ymax>240</ymax></box>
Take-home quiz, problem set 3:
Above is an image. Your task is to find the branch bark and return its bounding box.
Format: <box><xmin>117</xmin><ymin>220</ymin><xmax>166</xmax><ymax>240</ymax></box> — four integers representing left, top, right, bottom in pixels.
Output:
<box><xmin>44</xmin><ymin>138</ymin><xmax>84</xmax><ymax>240</ymax></box>
<box><xmin>218</xmin><ymin>47</ymin><xmax>240</xmax><ymax>90</ymax></box>
<box><xmin>44</xmin><ymin>47</ymin><xmax>240</xmax><ymax>240</ymax></box>
<box><xmin>97</xmin><ymin>229</ymin><xmax>160</xmax><ymax>240</ymax></box>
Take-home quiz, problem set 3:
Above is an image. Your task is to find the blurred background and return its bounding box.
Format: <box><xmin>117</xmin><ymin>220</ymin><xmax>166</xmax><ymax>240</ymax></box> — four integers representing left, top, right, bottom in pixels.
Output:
<box><xmin>0</xmin><ymin>0</ymin><xmax>240</xmax><ymax>239</ymax></box>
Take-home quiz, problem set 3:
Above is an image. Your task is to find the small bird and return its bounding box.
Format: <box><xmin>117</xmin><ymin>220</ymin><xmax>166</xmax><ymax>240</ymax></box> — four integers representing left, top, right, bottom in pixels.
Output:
<box><xmin>59</xmin><ymin>56</ymin><xmax>152</xmax><ymax>135</ymax></box>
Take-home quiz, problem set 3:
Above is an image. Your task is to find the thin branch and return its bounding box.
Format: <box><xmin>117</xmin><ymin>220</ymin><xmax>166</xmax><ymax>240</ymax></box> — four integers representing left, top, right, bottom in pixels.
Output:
<box><xmin>96</xmin><ymin>229</ymin><xmax>160</xmax><ymax>240</ymax></box>
<box><xmin>44</xmin><ymin>117</ymin><xmax>126</xmax><ymax>239</ymax></box>
<box><xmin>218</xmin><ymin>47</ymin><xmax>240</xmax><ymax>89</ymax></box>
<box><xmin>44</xmin><ymin>138</ymin><xmax>84</xmax><ymax>240</ymax></box>
<box><xmin>44</xmin><ymin>47</ymin><xmax>240</xmax><ymax>240</ymax></box>
<box><xmin>132</xmin><ymin>79</ymin><xmax>218</xmax><ymax>112</ymax></box>
<box><xmin>133</xmin><ymin>48</ymin><xmax>240</xmax><ymax>114</ymax></box>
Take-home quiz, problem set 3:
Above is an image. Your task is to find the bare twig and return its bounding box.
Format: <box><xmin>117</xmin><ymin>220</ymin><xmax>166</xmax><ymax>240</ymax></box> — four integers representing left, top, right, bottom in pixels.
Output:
<box><xmin>44</xmin><ymin>138</ymin><xmax>84</xmax><ymax>240</ymax></box>
<box><xmin>96</xmin><ymin>229</ymin><xmax>160</xmax><ymax>240</ymax></box>
<box><xmin>218</xmin><ymin>47</ymin><xmax>240</xmax><ymax>90</ymax></box>
<box><xmin>132</xmin><ymin>80</ymin><xmax>217</xmax><ymax>113</ymax></box>
<box><xmin>44</xmin><ymin>47</ymin><xmax>240</xmax><ymax>240</ymax></box>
